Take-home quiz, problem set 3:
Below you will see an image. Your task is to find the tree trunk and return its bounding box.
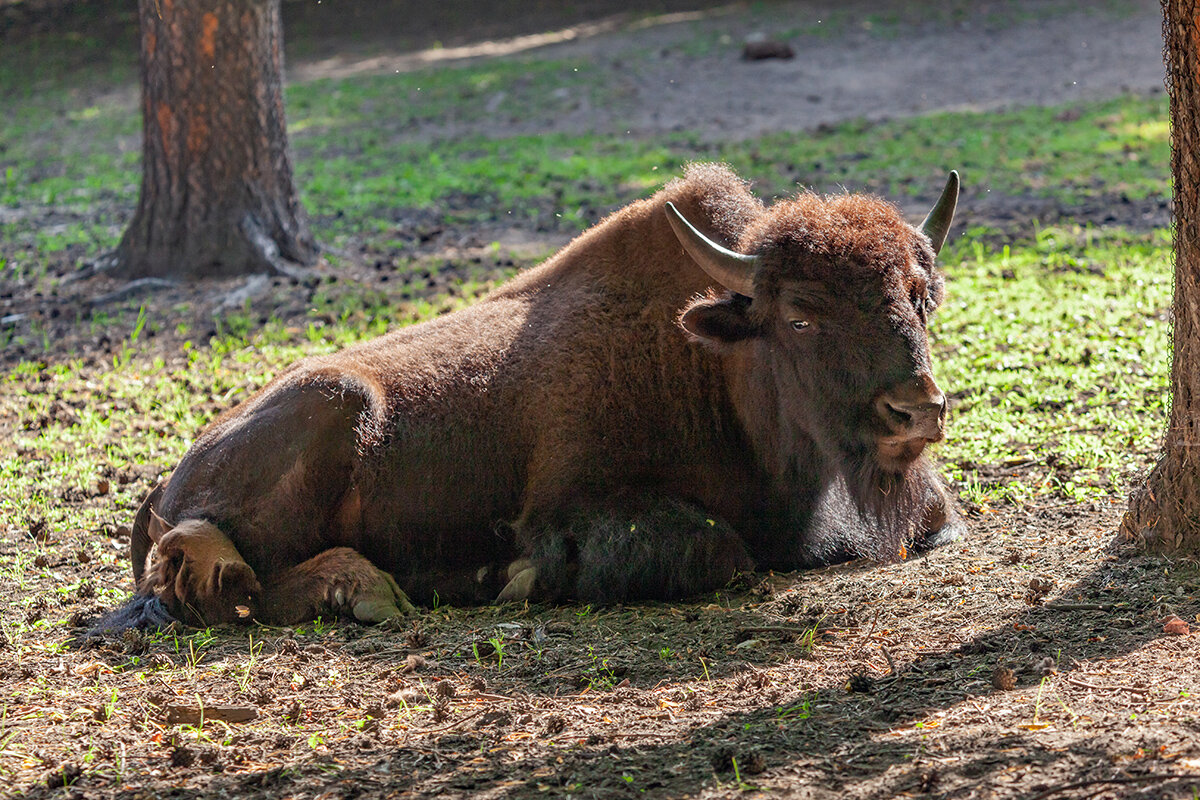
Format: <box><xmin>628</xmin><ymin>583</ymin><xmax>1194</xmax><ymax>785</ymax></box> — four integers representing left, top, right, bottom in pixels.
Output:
<box><xmin>110</xmin><ymin>0</ymin><xmax>317</xmax><ymax>280</ymax></box>
<box><xmin>1122</xmin><ymin>0</ymin><xmax>1200</xmax><ymax>554</ymax></box>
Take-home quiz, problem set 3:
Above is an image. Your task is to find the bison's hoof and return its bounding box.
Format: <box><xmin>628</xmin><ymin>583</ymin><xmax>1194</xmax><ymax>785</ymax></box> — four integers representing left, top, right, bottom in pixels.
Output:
<box><xmin>496</xmin><ymin>565</ymin><xmax>538</xmax><ymax>603</ymax></box>
<box><xmin>350</xmin><ymin>582</ymin><xmax>416</xmax><ymax>622</ymax></box>
<box><xmin>328</xmin><ymin>564</ymin><xmax>415</xmax><ymax>622</ymax></box>
<box><xmin>361</xmin><ymin>569</ymin><xmax>416</xmax><ymax>621</ymax></box>
<box><xmin>352</xmin><ymin>597</ymin><xmax>403</xmax><ymax>623</ymax></box>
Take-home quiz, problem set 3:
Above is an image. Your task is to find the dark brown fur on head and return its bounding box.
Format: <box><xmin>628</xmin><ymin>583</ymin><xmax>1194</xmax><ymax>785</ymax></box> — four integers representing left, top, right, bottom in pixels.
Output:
<box><xmin>675</xmin><ymin>171</ymin><xmax>950</xmax><ymax>560</ymax></box>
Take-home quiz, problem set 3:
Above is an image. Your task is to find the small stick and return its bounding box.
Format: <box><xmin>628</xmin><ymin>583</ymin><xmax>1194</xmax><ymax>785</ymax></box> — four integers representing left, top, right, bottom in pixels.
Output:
<box><xmin>881</xmin><ymin>646</ymin><xmax>898</xmax><ymax>676</ymax></box>
<box><xmin>1044</xmin><ymin>603</ymin><xmax>1116</xmax><ymax>612</ymax></box>
<box><xmin>1027</xmin><ymin>774</ymin><xmax>1191</xmax><ymax>800</ymax></box>
<box><xmin>1064</xmin><ymin>676</ymin><xmax>1150</xmax><ymax>695</ymax></box>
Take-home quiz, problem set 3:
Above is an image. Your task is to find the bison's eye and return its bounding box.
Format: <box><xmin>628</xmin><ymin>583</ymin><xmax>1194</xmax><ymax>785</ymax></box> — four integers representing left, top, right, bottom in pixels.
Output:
<box><xmin>790</xmin><ymin>319</ymin><xmax>810</xmax><ymax>332</ymax></box>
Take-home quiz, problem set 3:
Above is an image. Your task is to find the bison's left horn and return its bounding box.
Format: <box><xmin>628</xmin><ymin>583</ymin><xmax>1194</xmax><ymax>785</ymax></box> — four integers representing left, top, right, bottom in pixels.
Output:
<box><xmin>665</xmin><ymin>201</ymin><xmax>759</xmax><ymax>297</ymax></box>
<box><xmin>919</xmin><ymin>171</ymin><xmax>959</xmax><ymax>255</ymax></box>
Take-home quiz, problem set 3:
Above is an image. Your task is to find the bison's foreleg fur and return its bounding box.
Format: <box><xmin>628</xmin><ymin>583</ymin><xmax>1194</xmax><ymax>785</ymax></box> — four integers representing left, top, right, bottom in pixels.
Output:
<box><xmin>503</xmin><ymin>494</ymin><xmax>754</xmax><ymax>605</ymax></box>
<box><xmin>258</xmin><ymin>548</ymin><xmax>415</xmax><ymax>625</ymax></box>
<box><xmin>910</xmin><ymin>482</ymin><xmax>965</xmax><ymax>555</ymax></box>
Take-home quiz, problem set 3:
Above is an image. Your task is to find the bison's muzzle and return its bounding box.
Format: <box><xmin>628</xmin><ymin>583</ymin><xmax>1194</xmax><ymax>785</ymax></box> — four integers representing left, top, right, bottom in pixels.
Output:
<box><xmin>874</xmin><ymin>376</ymin><xmax>948</xmax><ymax>469</ymax></box>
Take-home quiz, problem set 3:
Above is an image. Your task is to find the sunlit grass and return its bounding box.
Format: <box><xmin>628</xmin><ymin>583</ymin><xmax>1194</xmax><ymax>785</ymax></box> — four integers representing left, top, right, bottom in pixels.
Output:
<box><xmin>0</xmin><ymin>26</ymin><xmax>1177</xmax><ymax>518</ymax></box>
<box><xmin>934</xmin><ymin>226</ymin><xmax>1171</xmax><ymax>506</ymax></box>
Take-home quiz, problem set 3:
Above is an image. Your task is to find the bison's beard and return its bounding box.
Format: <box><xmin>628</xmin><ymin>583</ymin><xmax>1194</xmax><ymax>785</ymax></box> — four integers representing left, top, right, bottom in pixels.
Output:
<box><xmin>805</xmin><ymin>443</ymin><xmax>937</xmax><ymax>564</ymax></box>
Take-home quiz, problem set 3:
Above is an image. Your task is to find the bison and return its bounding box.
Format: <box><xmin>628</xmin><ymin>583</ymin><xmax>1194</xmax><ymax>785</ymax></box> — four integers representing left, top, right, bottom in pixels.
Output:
<box><xmin>106</xmin><ymin>163</ymin><xmax>963</xmax><ymax>629</ymax></box>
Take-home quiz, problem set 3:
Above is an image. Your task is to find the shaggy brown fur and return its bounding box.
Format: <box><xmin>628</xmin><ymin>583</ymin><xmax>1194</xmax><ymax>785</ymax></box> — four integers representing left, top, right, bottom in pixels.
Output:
<box><xmin>107</xmin><ymin>162</ymin><xmax>961</xmax><ymax>628</ymax></box>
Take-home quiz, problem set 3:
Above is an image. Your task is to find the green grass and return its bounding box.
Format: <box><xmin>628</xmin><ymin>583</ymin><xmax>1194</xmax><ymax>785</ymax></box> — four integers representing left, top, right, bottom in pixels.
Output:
<box><xmin>0</xmin><ymin>39</ymin><xmax>1171</xmax><ymax>255</ymax></box>
<box><xmin>0</xmin><ymin>225</ymin><xmax>1172</xmax><ymax>538</ymax></box>
<box><xmin>934</xmin><ymin>226</ymin><xmax>1171</xmax><ymax>506</ymax></box>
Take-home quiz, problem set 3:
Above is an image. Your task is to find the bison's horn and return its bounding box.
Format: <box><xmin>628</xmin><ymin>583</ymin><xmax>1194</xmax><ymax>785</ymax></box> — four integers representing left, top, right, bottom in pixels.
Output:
<box><xmin>919</xmin><ymin>171</ymin><xmax>959</xmax><ymax>255</ymax></box>
<box><xmin>665</xmin><ymin>201</ymin><xmax>759</xmax><ymax>297</ymax></box>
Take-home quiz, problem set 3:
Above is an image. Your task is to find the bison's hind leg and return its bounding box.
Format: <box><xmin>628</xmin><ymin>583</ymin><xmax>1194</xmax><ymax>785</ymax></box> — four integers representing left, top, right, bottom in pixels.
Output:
<box><xmin>140</xmin><ymin>519</ymin><xmax>262</xmax><ymax>626</ymax></box>
<box><xmin>500</xmin><ymin>495</ymin><xmax>753</xmax><ymax>605</ymax></box>
<box><xmin>261</xmin><ymin>548</ymin><xmax>415</xmax><ymax>625</ymax></box>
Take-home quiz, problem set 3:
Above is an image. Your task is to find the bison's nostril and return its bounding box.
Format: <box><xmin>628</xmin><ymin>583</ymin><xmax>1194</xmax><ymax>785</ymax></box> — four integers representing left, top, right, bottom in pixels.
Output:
<box><xmin>884</xmin><ymin>401</ymin><xmax>913</xmax><ymax>426</ymax></box>
<box><xmin>877</xmin><ymin>392</ymin><xmax>946</xmax><ymax>441</ymax></box>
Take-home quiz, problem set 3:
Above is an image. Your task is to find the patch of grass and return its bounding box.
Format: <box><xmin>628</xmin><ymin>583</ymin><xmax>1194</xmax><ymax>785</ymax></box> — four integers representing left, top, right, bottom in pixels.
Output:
<box><xmin>933</xmin><ymin>225</ymin><xmax>1172</xmax><ymax>506</ymax></box>
<box><xmin>1</xmin><ymin>31</ymin><xmax>1170</xmax><ymax>255</ymax></box>
<box><xmin>710</xmin><ymin>93</ymin><xmax>1170</xmax><ymax>204</ymax></box>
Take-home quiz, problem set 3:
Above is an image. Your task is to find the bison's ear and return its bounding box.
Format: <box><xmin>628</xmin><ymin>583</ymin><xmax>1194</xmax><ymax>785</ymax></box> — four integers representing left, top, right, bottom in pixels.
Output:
<box><xmin>679</xmin><ymin>296</ymin><xmax>758</xmax><ymax>344</ymax></box>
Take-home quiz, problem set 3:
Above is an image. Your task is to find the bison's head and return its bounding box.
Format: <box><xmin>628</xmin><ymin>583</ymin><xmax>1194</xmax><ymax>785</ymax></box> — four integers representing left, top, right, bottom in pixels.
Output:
<box><xmin>668</xmin><ymin>173</ymin><xmax>958</xmax><ymax>543</ymax></box>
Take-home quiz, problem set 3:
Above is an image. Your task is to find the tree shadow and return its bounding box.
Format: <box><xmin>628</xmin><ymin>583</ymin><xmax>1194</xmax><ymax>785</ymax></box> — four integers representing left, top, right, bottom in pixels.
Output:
<box><xmin>164</xmin><ymin>548</ymin><xmax>1200</xmax><ymax>799</ymax></box>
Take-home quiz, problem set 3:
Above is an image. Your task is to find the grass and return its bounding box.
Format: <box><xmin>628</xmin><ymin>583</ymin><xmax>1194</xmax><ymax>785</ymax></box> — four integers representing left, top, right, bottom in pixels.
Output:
<box><xmin>0</xmin><ymin>95</ymin><xmax>1174</xmax><ymax>537</ymax></box>
<box><xmin>0</xmin><ymin>33</ymin><xmax>1171</xmax><ymax>257</ymax></box>
<box><xmin>934</xmin><ymin>225</ymin><xmax>1172</xmax><ymax>506</ymax></box>
<box><xmin>0</xmin><ymin>14</ymin><xmax>1195</xmax><ymax>799</ymax></box>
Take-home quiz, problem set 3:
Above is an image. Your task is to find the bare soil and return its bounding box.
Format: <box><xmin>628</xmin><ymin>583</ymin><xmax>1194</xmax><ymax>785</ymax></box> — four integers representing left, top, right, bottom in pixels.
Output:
<box><xmin>3</xmin><ymin>2</ymin><xmax>1200</xmax><ymax>799</ymax></box>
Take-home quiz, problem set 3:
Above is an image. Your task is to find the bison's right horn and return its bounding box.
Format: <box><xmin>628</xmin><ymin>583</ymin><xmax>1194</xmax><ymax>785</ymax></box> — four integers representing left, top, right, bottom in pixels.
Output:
<box><xmin>919</xmin><ymin>171</ymin><xmax>959</xmax><ymax>255</ymax></box>
<box><xmin>665</xmin><ymin>202</ymin><xmax>759</xmax><ymax>297</ymax></box>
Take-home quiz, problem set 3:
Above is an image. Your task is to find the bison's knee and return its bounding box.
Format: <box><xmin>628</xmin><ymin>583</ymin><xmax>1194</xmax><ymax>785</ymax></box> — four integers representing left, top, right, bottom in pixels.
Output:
<box><xmin>139</xmin><ymin>519</ymin><xmax>261</xmax><ymax>626</ymax></box>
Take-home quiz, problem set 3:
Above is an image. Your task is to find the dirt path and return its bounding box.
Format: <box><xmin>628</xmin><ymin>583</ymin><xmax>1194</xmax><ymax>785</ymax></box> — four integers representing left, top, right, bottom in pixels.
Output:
<box><xmin>290</xmin><ymin>0</ymin><xmax>1167</xmax><ymax>140</ymax></box>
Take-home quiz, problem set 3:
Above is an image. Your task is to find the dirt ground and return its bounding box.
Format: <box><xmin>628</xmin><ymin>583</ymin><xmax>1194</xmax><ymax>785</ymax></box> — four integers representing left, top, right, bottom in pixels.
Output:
<box><xmin>3</xmin><ymin>1</ymin><xmax>1200</xmax><ymax>799</ymax></box>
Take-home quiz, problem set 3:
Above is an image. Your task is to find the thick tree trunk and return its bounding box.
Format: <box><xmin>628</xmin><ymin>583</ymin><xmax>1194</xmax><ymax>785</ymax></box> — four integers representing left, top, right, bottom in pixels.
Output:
<box><xmin>1122</xmin><ymin>0</ymin><xmax>1200</xmax><ymax>554</ymax></box>
<box><xmin>110</xmin><ymin>0</ymin><xmax>317</xmax><ymax>279</ymax></box>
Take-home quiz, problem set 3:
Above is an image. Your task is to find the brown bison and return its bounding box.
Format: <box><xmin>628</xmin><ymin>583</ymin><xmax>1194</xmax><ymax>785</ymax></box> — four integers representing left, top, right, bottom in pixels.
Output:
<box><xmin>107</xmin><ymin>163</ymin><xmax>963</xmax><ymax>629</ymax></box>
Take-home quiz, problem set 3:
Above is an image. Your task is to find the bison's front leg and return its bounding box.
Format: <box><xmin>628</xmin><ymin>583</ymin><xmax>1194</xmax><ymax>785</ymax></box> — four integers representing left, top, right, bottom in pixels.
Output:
<box><xmin>259</xmin><ymin>548</ymin><xmax>416</xmax><ymax>625</ymax></box>
<box><xmin>911</xmin><ymin>480</ymin><xmax>966</xmax><ymax>554</ymax></box>
<box><xmin>499</xmin><ymin>494</ymin><xmax>753</xmax><ymax>605</ymax></box>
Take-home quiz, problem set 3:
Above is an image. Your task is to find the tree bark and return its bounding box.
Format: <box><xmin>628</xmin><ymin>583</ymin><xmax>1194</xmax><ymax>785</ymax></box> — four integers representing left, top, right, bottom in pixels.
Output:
<box><xmin>1122</xmin><ymin>0</ymin><xmax>1200</xmax><ymax>554</ymax></box>
<box><xmin>110</xmin><ymin>0</ymin><xmax>317</xmax><ymax>280</ymax></box>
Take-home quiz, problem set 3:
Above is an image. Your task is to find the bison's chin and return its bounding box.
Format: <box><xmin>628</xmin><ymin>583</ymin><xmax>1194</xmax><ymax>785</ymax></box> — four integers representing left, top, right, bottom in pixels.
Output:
<box><xmin>829</xmin><ymin>440</ymin><xmax>937</xmax><ymax>563</ymax></box>
<box><xmin>874</xmin><ymin>435</ymin><xmax>932</xmax><ymax>474</ymax></box>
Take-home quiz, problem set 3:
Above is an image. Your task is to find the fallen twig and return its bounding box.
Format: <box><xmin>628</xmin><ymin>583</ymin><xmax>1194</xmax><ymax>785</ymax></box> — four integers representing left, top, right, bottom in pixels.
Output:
<box><xmin>1044</xmin><ymin>603</ymin><xmax>1117</xmax><ymax>612</ymax></box>
<box><xmin>1063</xmin><ymin>676</ymin><xmax>1151</xmax><ymax>695</ymax></box>
<box><xmin>1027</xmin><ymin>773</ymin><xmax>1193</xmax><ymax>800</ymax></box>
<box><xmin>881</xmin><ymin>646</ymin><xmax>898</xmax><ymax>676</ymax></box>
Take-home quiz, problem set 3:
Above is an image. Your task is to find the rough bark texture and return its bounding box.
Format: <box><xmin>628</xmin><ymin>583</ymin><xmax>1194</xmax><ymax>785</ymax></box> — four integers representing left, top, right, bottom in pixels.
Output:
<box><xmin>111</xmin><ymin>0</ymin><xmax>317</xmax><ymax>279</ymax></box>
<box><xmin>1122</xmin><ymin>0</ymin><xmax>1200</xmax><ymax>554</ymax></box>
